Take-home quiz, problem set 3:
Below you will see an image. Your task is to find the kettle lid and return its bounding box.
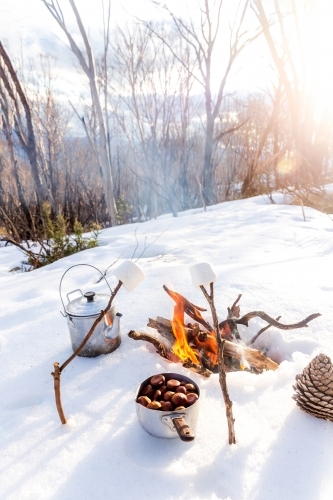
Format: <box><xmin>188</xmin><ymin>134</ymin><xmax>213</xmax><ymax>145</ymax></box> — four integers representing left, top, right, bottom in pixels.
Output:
<box><xmin>66</xmin><ymin>291</ymin><xmax>113</xmax><ymax>317</ymax></box>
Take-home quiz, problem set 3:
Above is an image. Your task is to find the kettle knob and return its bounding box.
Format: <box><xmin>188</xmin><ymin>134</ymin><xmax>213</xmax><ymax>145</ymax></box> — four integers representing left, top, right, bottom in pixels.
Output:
<box><xmin>84</xmin><ymin>291</ymin><xmax>95</xmax><ymax>302</ymax></box>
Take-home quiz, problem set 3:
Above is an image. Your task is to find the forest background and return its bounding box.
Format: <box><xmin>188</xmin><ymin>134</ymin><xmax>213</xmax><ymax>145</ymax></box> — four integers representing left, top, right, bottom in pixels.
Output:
<box><xmin>0</xmin><ymin>0</ymin><xmax>332</xmax><ymax>241</ymax></box>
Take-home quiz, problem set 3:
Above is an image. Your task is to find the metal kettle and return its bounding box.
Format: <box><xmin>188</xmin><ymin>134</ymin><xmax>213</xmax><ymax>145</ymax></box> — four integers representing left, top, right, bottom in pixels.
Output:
<box><xmin>60</xmin><ymin>264</ymin><xmax>122</xmax><ymax>357</ymax></box>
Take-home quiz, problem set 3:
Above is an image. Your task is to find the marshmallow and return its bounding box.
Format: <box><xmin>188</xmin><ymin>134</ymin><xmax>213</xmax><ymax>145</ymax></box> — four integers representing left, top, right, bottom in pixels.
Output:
<box><xmin>189</xmin><ymin>262</ymin><xmax>217</xmax><ymax>288</ymax></box>
<box><xmin>114</xmin><ymin>260</ymin><xmax>146</xmax><ymax>292</ymax></box>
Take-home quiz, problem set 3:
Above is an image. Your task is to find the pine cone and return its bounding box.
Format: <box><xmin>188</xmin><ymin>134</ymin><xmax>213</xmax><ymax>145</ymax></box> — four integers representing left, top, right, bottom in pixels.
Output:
<box><xmin>293</xmin><ymin>353</ymin><xmax>333</xmax><ymax>421</ymax></box>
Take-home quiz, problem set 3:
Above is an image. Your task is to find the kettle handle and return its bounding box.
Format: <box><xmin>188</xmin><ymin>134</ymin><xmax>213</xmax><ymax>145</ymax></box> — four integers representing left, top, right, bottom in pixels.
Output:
<box><xmin>59</xmin><ymin>264</ymin><xmax>113</xmax><ymax>317</ymax></box>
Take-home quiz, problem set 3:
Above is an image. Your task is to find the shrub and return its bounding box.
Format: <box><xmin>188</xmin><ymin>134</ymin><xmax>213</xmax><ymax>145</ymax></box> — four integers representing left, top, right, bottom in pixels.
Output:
<box><xmin>23</xmin><ymin>203</ymin><xmax>101</xmax><ymax>268</ymax></box>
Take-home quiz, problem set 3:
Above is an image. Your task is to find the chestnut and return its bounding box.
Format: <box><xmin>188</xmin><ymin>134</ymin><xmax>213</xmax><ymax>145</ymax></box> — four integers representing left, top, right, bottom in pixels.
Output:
<box><xmin>140</xmin><ymin>384</ymin><xmax>154</xmax><ymax>397</ymax></box>
<box><xmin>152</xmin><ymin>390</ymin><xmax>162</xmax><ymax>401</ymax></box>
<box><xmin>174</xmin><ymin>406</ymin><xmax>186</xmax><ymax>411</ymax></box>
<box><xmin>184</xmin><ymin>383</ymin><xmax>196</xmax><ymax>393</ymax></box>
<box><xmin>171</xmin><ymin>392</ymin><xmax>187</xmax><ymax>407</ymax></box>
<box><xmin>159</xmin><ymin>385</ymin><xmax>168</xmax><ymax>394</ymax></box>
<box><xmin>175</xmin><ymin>386</ymin><xmax>187</xmax><ymax>394</ymax></box>
<box><xmin>137</xmin><ymin>396</ymin><xmax>151</xmax><ymax>407</ymax></box>
<box><xmin>186</xmin><ymin>393</ymin><xmax>199</xmax><ymax>406</ymax></box>
<box><xmin>167</xmin><ymin>379</ymin><xmax>181</xmax><ymax>389</ymax></box>
<box><xmin>150</xmin><ymin>374</ymin><xmax>165</xmax><ymax>387</ymax></box>
<box><xmin>163</xmin><ymin>391</ymin><xmax>175</xmax><ymax>401</ymax></box>
<box><xmin>147</xmin><ymin>401</ymin><xmax>162</xmax><ymax>410</ymax></box>
<box><xmin>159</xmin><ymin>401</ymin><xmax>173</xmax><ymax>411</ymax></box>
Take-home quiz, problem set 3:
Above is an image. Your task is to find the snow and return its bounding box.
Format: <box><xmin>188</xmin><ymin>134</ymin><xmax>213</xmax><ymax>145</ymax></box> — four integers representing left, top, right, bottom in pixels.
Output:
<box><xmin>1</xmin><ymin>195</ymin><xmax>333</xmax><ymax>500</ymax></box>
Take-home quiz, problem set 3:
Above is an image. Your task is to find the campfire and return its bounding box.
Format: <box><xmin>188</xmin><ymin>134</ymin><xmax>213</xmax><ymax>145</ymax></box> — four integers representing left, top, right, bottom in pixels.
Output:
<box><xmin>128</xmin><ymin>285</ymin><xmax>313</xmax><ymax>377</ymax></box>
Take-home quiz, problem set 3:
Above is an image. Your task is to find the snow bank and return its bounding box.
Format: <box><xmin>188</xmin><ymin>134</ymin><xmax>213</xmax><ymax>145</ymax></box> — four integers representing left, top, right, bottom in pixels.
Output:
<box><xmin>1</xmin><ymin>196</ymin><xmax>333</xmax><ymax>500</ymax></box>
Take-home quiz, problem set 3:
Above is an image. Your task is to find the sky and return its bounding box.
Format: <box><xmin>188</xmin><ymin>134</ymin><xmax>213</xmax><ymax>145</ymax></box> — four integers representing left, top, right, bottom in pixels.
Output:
<box><xmin>0</xmin><ymin>0</ymin><xmax>271</xmax><ymax>96</ymax></box>
<box><xmin>1</xmin><ymin>0</ymin><xmax>333</xmax><ymax>111</ymax></box>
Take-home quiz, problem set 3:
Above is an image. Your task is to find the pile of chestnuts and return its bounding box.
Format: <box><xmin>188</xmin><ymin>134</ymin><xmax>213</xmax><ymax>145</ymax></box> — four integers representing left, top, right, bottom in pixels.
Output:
<box><xmin>137</xmin><ymin>374</ymin><xmax>199</xmax><ymax>411</ymax></box>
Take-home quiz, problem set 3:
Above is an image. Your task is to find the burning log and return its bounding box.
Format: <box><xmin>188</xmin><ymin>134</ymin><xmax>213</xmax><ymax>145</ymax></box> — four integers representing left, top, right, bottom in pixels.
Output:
<box><xmin>147</xmin><ymin>317</ymin><xmax>176</xmax><ymax>344</ymax></box>
<box><xmin>128</xmin><ymin>330</ymin><xmax>213</xmax><ymax>378</ymax></box>
<box><xmin>146</xmin><ymin>316</ymin><xmax>278</xmax><ymax>373</ymax></box>
<box><xmin>223</xmin><ymin>340</ymin><xmax>278</xmax><ymax>371</ymax></box>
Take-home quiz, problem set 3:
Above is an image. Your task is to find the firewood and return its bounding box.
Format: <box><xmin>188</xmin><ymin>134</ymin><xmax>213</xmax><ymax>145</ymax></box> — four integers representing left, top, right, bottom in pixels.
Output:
<box><xmin>127</xmin><ymin>330</ymin><xmax>213</xmax><ymax>378</ymax></box>
<box><xmin>147</xmin><ymin>317</ymin><xmax>176</xmax><ymax>344</ymax></box>
<box><xmin>147</xmin><ymin>316</ymin><xmax>278</xmax><ymax>373</ymax></box>
<box><xmin>128</xmin><ymin>330</ymin><xmax>171</xmax><ymax>359</ymax></box>
<box><xmin>228</xmin><ymin>294</ymin><xmax>242</xmax><ymax>319</ymax></box>
<box><xmin>248</xmin><ymin>316</ymin><xmax>281</xmax><ymax>345</ymax></box>
<box><xmin>223</xmin><ymin>340</ymin><xmax>278</xmax><ymax>372</ymax></box>
<box><xmin>236</xmin><ymin>311</ymin><xmax>321</xmax><ymax>329</ymax></box>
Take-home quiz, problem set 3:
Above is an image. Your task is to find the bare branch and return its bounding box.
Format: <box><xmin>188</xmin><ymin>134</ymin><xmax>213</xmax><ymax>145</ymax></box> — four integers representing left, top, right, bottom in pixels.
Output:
<box><xmin>249</xmin><ymin>316</ymin><xmax>281</xmax><ymax>345</ymax></box>
<box><xmin>236</xmin><ymin>311</ymin><xmax>321</xmax><ymax>329</ymax></box>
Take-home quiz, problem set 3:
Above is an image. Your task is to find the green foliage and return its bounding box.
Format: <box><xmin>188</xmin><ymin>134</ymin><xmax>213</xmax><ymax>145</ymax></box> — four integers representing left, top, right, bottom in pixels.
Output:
<box><xmin>116</xmin><ymin>196</ymin><xmax>134</xmax><ymax>225</ymax></box>
<box><xmin>25</xmin><ymin>203</ymin><xmax>101</xmax><ymax>268</ymax></box>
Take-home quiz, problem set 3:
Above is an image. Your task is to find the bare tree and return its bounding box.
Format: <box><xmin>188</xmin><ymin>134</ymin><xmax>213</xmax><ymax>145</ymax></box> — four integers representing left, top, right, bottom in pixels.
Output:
<box><xmin>146</xmin><ymin>0</ymin><xmax>261</xmax><ymax>205</ymax></box>
<box><xmin>110</xmin><ymin>23</ymin><xmax>198</xmax><ymax>218</ymax></box>
<box><xmin>41</xmin><ymin>0</ymin><xmax>118</xmax><ymax>225</ymax></box>
<box><xmin>0</xmin><ymin>41</ymin><xmax>55</xmax><ymax>210</ymax></box>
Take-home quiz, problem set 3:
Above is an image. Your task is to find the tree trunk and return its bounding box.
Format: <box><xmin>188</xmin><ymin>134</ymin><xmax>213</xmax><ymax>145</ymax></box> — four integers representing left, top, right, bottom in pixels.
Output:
<box><xmin>202</xmin><ymin>118</ymin><xmax>216</xmax><ymax>205</ymax></box>
<box><xmin>0</xmin><ymin>41</ymin><xmax>55</xmax><ymax>209</ymax></box>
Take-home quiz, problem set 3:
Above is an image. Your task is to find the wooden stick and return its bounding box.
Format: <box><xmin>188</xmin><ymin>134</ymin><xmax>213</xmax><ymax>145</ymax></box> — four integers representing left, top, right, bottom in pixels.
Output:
<box><xmin>248</xmin><ymin>316</ymin><xmax>281</xmax><ymax>345</ymax></box>
<box><xmin>128</xmin><ymin>330</ymin><xmax>213</xmax><ymax>378</ymax></box>
<box><xmin>236</xmin><ymin>311</ymin><xmax>321</xmax><ymax>329</ymax></box>
<box><xmin>128</xmin><ymin>330</ymin><xmax>170</xmax><ymax>359</ymax></box>
<box><xmin>200</xmin><ymin>283</ymin><xmax>236</xmax><ymax>445</ymax></box>
<box><xmin>228</xmin><ymin>294</ymin><xmax>242</xmax><ymax>318</ymax></box>
<box><xmin>52</xmin><ymin>280</ymin><xmax>123</xmax><ymax>424</ymax></box>
<box><xmin>51</xmin><ymin>362</ymin><xmax>66</xmax><ymax>424</ymax></box>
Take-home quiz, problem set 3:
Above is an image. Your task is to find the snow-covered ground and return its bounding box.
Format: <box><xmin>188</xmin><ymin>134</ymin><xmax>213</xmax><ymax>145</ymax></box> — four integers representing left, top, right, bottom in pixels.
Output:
<box><xmin>1</xmin><ymin>195</ymin><xmax>333</xmax><ymax>500</ymax></box>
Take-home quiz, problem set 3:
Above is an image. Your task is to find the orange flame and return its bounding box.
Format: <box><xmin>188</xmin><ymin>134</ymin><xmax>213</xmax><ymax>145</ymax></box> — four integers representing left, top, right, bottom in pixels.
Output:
<box><xmin>171</xmin><ymin>299</ymin><xmax>199</xmax><ymax>364</ymax></box>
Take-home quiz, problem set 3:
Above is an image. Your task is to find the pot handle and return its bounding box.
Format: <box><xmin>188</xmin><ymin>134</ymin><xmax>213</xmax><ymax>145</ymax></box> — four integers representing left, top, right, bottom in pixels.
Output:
<box><xmin>59</xmin><ymin>264</ymin><xmax>113</xmax><ymax>317</ymax></box>
<box><xmin>172</xmin><ymin>417</ymin><xmax>195</xmax><ymax>442</ymax></box>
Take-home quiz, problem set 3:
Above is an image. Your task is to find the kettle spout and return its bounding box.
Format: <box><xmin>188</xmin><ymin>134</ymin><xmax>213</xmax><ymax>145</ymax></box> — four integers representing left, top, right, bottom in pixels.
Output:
<box><xmin>104</xmin><ymin>312</ymin><xmax>122</xmax><ymax>341</ymax></box>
